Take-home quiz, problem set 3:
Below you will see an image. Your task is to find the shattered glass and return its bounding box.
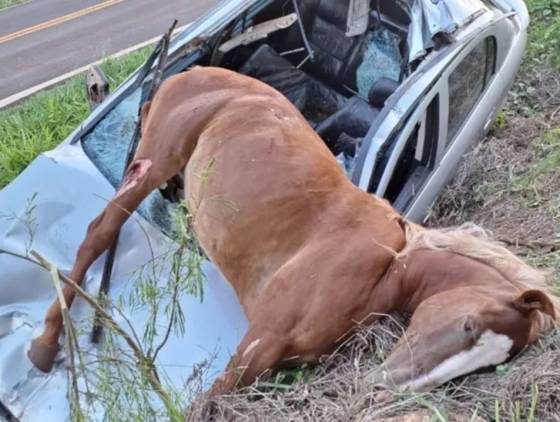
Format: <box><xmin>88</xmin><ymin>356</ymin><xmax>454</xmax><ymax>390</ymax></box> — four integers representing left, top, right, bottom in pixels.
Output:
<box><xmin>356</xmin><ymin>28</ymin><xmax>402</xmax><ymax>98</ymax></box>
<box><xmin>81</xmin><ymin>90</ymin><xmax>178</xmax><ymax>235</ymax></box>
<box><xmin>336</xmin><ymin>152</ymin><xmax>357</xmax><ymax>176</ymax></box>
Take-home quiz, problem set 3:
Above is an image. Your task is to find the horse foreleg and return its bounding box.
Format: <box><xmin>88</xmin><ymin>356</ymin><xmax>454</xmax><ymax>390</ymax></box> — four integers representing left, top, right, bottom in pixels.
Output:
<box><xmin>28</xmin><ymin>159</ymin><xmax>160</xmax><ymax>372</ymax></box>
<box><xmin>208</xmin><ymin>329</ymin><xmax>288</xmax><ymax>397</ymax></box>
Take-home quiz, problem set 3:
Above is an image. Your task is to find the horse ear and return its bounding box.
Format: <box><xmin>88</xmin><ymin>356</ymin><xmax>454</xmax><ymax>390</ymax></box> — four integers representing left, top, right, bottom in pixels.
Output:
<box><xmin>513</xmin><ymin>290</ymin><xmax>556</xmax><ymax>319</ymax></box>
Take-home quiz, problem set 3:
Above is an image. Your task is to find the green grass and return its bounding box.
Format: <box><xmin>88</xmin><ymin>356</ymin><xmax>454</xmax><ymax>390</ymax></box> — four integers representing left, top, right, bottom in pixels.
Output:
<box><xmin>508</xmin><ymin>0</ymin><xmax>560</xmax><ymax>114</ymax></box>
<box><xmin>0</xmin><ymin>47</ymin><xmax>152</xmax><ymax>189</ymax></box>
<box><xmin>515</xmin><ymin>127</ymin><xmax>560</xmax><ymax>290</ymax></box>
<box><xmin>525</xmin><ymin>0</ymin><xmax>560</xmax><ymax>69</ymax></box>
<box><xmin>0</xmin><ymin>0</ymin><xmax>28</xmax><ymax>11</ymax></box>
<box><xmin>515</xmin><ymin>128</ymin><xmax>560</xmax><ymax>188</ymax></box>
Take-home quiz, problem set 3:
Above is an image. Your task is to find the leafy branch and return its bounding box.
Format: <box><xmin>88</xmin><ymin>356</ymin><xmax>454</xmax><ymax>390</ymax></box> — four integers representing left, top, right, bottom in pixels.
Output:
<box><xmin>1</xmin><ymin>198</ymin><xmax>207</xmax><ymax>421</ymax></box>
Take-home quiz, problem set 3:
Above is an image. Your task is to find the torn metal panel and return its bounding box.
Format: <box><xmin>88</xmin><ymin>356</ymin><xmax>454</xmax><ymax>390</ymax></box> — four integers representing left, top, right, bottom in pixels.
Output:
<box><xmin>407</xmin><ymin>0</ymin><xmax>489</xmax><ymax>62</ymax></box>
<box><xmin>0</xmin><ymin>144</ymin><xmax>248</xmax><ymax>421</ymax></box>
<box><xmin>346</xmin><ymin>0</ymin><xmax>370</xmax><ymax>37</ymax></box>
<box><xmin>219</xmin><ymin>13</ymin><xmax>297</xmax><ymax>52</ymax></box>
<box><xmin>85</xmin><ymin>65</ymin><xmax>110</xmax><ymax>111</ymax></box>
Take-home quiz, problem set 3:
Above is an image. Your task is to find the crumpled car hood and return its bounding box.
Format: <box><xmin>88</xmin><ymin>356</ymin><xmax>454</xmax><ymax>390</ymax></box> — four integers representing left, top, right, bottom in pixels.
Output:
<box><xmin>0</xmin><ymin>142</ymin><xmax>248</xmax><ymax>421</ymax></box>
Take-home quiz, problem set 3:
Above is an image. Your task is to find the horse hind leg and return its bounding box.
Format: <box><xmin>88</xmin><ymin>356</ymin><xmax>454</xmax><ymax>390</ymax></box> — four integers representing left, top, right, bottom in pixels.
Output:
<box><xmin>28</xmin><ymin>157</ymin><xmax>172</xmax><ymax>372</ymax></box>
<box><xmin>208</xmin><ymin>328</ymin><xmax>288</xmax><ymax>398</ymax></box>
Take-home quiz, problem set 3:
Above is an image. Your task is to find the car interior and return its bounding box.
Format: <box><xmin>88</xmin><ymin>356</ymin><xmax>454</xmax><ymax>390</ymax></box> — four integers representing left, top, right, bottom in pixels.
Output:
<box><xmin>201</xmin><ymin>0</ymin><xmax>411</xmax><ymax>173</ymax></box>
<box><xmin>77</xmin><ymin>0</ymin><xmax>508</xmax><ymax>234</ymax></box>
<box><xmin>81</xmin><ymin>0</ymin><xmax>417</xmax><ymax>233</ymax></box>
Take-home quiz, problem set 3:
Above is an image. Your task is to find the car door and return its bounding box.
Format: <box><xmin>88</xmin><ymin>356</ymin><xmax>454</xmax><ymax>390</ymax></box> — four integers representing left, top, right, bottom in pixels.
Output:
<box><xmin>352</xmin><ymin>10</ymin><xmax>522</xmax><ymax>222</ymax></box>
<box><xmin>404</xmin><ymin>14</ymin><xmax>522</xmax><ymax>221</ymax></box>
<box><xmin>375</xmin><ymin>92</ymin><xmax>441</xmax><ymax>213</ymax></box>
<box><xmin>376</xmin><ymin>35</ymin><xmax>497</xmax><ymax>217</ymax></box>
<box><xmin>350</xmin><ymin>46</ymin><xmax>452</xmax><ymax>211</ymax></box>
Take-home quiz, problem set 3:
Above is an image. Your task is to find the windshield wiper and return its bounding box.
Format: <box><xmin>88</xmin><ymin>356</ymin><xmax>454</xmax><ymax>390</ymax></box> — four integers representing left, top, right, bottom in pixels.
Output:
<box><xmin>90</xmin><ymin>20</ymin><xmax>177</xmax><ymax>343</ymax></box>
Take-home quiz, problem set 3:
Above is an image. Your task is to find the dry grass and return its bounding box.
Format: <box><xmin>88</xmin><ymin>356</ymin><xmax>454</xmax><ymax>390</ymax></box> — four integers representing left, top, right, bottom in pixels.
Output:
<box><xmin>189</xmin><ymin>316</ymin><xmax>560</xmax><ymax>421</ymax></box>
<box><xmin>429</xmin><ymin>115</ymin><xmax>560</xmax><ymax>258</ymax></box>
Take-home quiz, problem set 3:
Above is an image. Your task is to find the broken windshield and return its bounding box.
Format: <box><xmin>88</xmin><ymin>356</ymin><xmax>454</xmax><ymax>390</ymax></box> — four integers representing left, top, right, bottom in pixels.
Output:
<box><xmin>81</xmin><ymin>88</ymin><xmax>178</xmax><ymax>234</ymax></box>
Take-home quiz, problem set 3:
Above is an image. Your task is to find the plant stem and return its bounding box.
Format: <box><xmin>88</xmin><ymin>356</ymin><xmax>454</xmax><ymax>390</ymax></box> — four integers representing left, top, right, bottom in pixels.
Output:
<box><xmin>0</xmin><ymin>248</ymin><xmax>179</xmax><ymax>419</ymax></box>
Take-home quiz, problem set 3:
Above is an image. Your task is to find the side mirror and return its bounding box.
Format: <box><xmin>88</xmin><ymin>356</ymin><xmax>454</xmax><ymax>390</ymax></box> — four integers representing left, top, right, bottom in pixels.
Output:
<box><xmin>86</xmin><ymin>65</ymin><xmax>110</xmax><ymax>111</ymax></box>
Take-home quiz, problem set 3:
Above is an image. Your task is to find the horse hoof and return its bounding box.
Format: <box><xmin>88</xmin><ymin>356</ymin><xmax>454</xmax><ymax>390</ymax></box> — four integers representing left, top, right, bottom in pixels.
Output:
<box><xmin>28</xmin><ymin>339</ymin><xmax>59</xmax><ymax>373</ymax></box>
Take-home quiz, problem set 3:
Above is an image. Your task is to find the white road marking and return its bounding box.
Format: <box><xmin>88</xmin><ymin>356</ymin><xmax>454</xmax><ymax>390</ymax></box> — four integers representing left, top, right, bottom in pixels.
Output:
<box><xmin>0</xmin><ymin>23</ymin><xmax>190</xmax><ymax>110</ymax></box>
<box><xmin>406</xmin><ymin>330</ymin><xmax>513</xmax><ymax>391</ymax></box>
<box><xmin>0</xmin><ymin>0</ymin><xmax>126</xmax><ymax>45</ymax></box>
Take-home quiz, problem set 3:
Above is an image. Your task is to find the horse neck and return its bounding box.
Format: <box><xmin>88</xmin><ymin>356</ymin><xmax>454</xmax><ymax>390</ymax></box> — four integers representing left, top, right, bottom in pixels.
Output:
<box><xmin>385</xmin><ymin>248</ymin><xmax>514</xmax><ymax>314</ymax></box>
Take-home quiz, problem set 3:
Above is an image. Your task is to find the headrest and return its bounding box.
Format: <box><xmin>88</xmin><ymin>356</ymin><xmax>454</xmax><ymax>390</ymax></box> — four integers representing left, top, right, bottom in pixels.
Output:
<box><xmin>239</xmin><ymin>44</ymin><xmax>295</xmax><ymax>77</ymax></box>
<box><xmin>316</xmin><ymin>0</ymin><xmax>350</xmax><ymax>27</ymax></box>
<box><xmin>368</xmin><ymin>77</ymin><xmax>399</xmax><ymax>108</ymax></box>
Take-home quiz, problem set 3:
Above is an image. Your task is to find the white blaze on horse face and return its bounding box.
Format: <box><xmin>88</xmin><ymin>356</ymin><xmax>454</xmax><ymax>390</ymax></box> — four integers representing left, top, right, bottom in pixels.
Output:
<box><xmin>406</xmin><ymin>330</ymin><xmax>513</xmax><ymax>391</ymax></box>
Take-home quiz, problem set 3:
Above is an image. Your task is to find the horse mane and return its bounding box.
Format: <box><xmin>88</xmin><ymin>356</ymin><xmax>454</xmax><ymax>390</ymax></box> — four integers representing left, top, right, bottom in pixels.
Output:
<box><xmin>398</xmin><ymin>222</ymin><xmax>560</xmax><ymax>331</ymax></box>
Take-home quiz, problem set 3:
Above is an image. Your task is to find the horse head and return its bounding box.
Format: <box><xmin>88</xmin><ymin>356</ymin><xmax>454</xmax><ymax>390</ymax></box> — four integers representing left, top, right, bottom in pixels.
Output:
<box><xmin>367</xmin><ymin>224</ymin><xmax>558</xmax><ymax>394</ymax></box>
<box><xmin>368</xmin><ymin>285</ymin><xmax>556</xmax><ymax>392</ymax></box>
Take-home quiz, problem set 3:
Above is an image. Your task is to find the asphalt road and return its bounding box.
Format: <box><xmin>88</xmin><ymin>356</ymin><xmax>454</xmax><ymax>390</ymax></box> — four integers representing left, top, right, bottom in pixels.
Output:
<box><xmin>0</xmin><ymin>0</ymin><xmax>218</xmax><ymax>101</ymax></box>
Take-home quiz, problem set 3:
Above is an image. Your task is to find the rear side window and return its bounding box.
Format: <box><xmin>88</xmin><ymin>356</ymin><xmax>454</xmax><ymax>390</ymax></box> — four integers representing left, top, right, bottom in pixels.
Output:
<box><xmin>446</xmin><ymin>37</ymin><xmax>496</xmax><ymax>145</ymax></box>
<box><xmin>384</xmin><ymin>95</ymin><xmax>439</xmax><ymax>208</ymax></box>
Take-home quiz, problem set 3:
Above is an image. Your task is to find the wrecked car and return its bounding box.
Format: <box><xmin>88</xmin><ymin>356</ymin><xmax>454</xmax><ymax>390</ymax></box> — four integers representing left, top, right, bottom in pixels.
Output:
<box><xmin>79</xmin><ymin>0</ymin><xmax>529</xmax><ymax>227</ymax></box>
<box><xmin>0</xmin><ymin>0</ymin><xmax>528</xmax><ymax>420</ymax></box>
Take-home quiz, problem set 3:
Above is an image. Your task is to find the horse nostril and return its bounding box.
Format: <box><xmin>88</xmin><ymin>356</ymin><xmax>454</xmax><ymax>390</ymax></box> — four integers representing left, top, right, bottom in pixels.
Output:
<box><xmin>462</xmin><ymin>316</ymin><xmax>477</xmax><ymax>333</ymax></box>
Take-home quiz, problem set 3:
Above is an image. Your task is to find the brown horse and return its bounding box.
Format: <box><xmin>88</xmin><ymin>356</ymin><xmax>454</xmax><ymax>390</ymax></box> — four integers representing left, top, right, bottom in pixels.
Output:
<box><xmin>28</xmin><ymin>66</ymin><xmax>559</xmax><ymax>397</ymax></box>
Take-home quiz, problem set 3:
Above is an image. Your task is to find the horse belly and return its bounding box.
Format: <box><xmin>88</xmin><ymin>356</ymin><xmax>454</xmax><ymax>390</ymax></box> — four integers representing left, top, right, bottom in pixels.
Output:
<box><xmin>185</xmin><ymin>129</ymin><xmax>334</xmax><ymax>304</ymax></box>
